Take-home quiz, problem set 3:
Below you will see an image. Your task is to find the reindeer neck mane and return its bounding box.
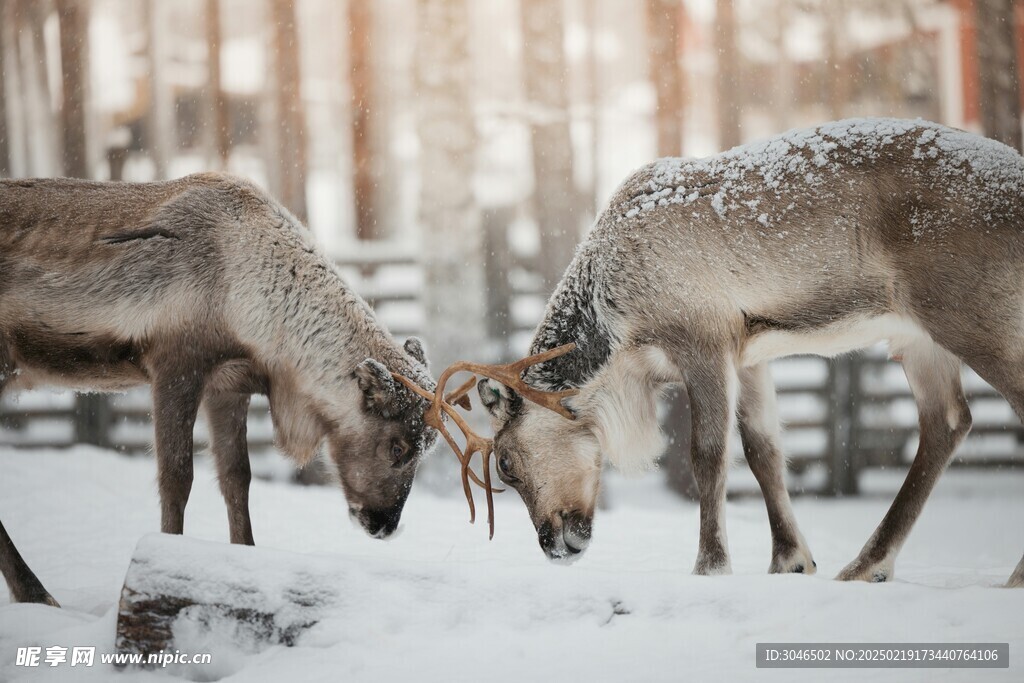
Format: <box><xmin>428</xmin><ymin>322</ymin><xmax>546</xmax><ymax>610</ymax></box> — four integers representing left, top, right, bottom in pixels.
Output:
<box><xmin>524</xmin><ymin>242</ymin><xmax>617</xmax><ymax>392</ymax></box>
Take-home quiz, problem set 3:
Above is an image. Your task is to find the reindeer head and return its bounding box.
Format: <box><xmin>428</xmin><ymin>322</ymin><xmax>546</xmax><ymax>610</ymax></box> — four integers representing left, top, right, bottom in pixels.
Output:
<box><xmin>344</xmin><ymin>349</ymin><xmax>438</xmax><ymax>538</ymax></box>
<box><xmin>393</xmin><ymin>344</ymin><xmax>597</xmax><ymax>561</ymax></box>
<box><xmin>479</xmin><ymin>374</ymin><xmax>600</xmax><ymax>561</ymax></box>
<box><xmin>269</xmin><ymin>337</ymin><xmax>438</xmax><ymax>540</ymax></box>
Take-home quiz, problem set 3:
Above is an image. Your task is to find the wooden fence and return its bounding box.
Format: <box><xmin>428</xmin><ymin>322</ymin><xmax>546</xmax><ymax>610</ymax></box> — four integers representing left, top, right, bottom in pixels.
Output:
<box><xmin>769</xmin><ymin>351</ymin><xmax>1024</xmax><ymax>495</ymax></box>
<box><xmin>3</xmin><ymin>242</ymin><xmax>1023</xmax><ymax>494</ymax></box>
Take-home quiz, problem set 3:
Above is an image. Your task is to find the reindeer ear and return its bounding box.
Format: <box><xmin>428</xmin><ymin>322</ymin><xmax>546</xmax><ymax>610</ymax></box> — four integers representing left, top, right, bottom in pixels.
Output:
<box><xmin>403</xmin><ymin>337</ymin><xmax>428</xmax><ymax>367</ymax></box>
<box><xmin>354</xmin><ymin>359</ymin><xmax>397</xmax><ymax>414</ymax></box>
<box><xmin>477</xmin><ymin>378</ymin><xmax>521</xmax><ymax>427</ymax></box>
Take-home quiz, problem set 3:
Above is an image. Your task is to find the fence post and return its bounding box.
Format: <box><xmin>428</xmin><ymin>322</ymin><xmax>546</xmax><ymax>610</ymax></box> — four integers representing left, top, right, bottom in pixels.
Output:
<box><xmin>75</xmin><ymin>393</ymin><xmax>112</xmax><ymax>449</ymax></box>
<box><xmin>826</xmin><ymin>356</ymin><xmax>860</xmax><ymax>496</ymax></box>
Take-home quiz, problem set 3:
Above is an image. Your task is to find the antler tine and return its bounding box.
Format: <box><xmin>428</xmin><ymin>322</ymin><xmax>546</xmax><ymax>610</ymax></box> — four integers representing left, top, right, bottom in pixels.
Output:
<box><xmin>434</xmin><ymin>342</ymin><xmax>580</xmax><ymax>421</ymax></box>
<box><xmin>391</xmin><ymin>369</ymin><xmax>503</xmax><ymax>538</ymax></box>
<box><xmin>481</xmin><ymin>442</ymin><xmax>497</xmax><ymax>538</ymax></box>
<box><xmin>435</xmin><ymin>396</ymin><xmax>499</xmax><ymax>537</ymax></box>
<box><xmin>444</xmin><ymin>376</ymin><xmax>476</xmax><ymax>410</ymax></box>
<box><xmin>391</xmin><ymin>341</ymin><xmax>579</xmax><ymax>539</ymax></box>
<box><xmin>390</xmin><ymin>373</ymin><xmax>495</xmax><ymax>493</ymax></box>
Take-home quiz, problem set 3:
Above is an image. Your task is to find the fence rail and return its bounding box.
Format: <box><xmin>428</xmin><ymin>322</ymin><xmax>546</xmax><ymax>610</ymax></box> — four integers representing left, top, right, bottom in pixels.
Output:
<box><xmin>3</xmin><ymin>247</ymin><xmax>1023</xmax><ymax>494</ymax></box>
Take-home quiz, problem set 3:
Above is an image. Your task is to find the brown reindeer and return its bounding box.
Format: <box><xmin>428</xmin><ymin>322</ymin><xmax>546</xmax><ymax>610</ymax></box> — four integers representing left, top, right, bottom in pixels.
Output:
<box><xmin>0</xmin><ymin>173</ymin><xmax>437</xmax><ymax>606</ymax></box>
<box><xmin>455</xmin><ymin>119</ymin><xmax>1024</xmax><ymax>586</ymax></box>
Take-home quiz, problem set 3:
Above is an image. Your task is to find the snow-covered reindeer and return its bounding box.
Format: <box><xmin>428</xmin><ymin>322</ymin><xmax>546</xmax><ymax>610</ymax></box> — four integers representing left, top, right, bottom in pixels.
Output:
<box><xmin>0</xmin><ymin>173</ymin><xmax>437</xmax><ymax>605</ymax></box>
<box><xmin>435</xmin><ymin>119</ymin><xmax>1024</xmax><ymax>586</ymax></box>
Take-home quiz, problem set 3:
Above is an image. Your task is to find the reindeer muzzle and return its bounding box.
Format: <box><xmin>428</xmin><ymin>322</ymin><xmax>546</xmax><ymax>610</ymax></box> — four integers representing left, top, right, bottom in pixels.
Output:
<box><xmin>538</xmin><ymin>510</ymin><xmax>592</xmax><ymax>562</ymax></box>
<box><xmin>349</xmin><ymin>505</ymin><xmax>402</xmax><ymax>539</ymax></box>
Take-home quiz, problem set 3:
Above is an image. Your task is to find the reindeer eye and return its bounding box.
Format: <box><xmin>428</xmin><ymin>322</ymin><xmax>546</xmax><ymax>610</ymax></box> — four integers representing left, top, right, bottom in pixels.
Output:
<box><xmin>391</xmin><ymin>442</ymin><xmax>409</xmax><ymax>466</ymax></box>
<box><xmin>498</xmin><ymin>454</ymin><xmax>515</xmax><ymax>479</ymax></box>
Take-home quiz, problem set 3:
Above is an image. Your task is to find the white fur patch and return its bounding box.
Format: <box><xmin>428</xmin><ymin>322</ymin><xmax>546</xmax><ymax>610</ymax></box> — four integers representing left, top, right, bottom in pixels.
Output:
<box><xmin>572</xmin><ymin>347</ymin><xmax>679</xmax><ymax>474</ymax></box>
<box><xmin>741</xmin><ymin>313</ymin><xmax>930</xmax><ymax>367</ymax></box>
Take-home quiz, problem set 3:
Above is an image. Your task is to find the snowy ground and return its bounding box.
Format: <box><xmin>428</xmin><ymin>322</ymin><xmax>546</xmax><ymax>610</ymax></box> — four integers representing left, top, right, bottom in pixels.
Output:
<box><xmin>0</xmin><ymin>447</ymin><xmax>1022</xmax><ymax>682</ymax></box>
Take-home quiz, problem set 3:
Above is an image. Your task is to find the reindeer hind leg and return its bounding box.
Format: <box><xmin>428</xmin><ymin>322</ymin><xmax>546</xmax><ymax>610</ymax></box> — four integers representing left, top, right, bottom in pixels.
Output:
<box><xmin>0</xmin><ymin>519</ymin><xmax>59</xmax><ymax>606</ymax></box>
<box><xmin>901</xmin><ymin>270</ymin><xmax>1024</xmax><ymax>586</ymax></box>
<box><xmin>987</xmin><ymin>363</ymin><xmax>1024</xmax><ymax>587</ymax></box>
<box><xmin>940</xmin><ymin>345</ymin><xmax>1024</xmax><ymax>587</ymax></box>
<box><xmin>0</xmin><ymin>351</ymin><xmax>59</xmax><ymax>606</ymax></box>
<box><xmin>837</xmin><ymin>338</ymin><xmax>970</xmax><ymax>583</ymax></box>
<box><xmin>908</xmin><ymin>302</ymin><xmax>1024</xmax><ymax>587</ymax></box>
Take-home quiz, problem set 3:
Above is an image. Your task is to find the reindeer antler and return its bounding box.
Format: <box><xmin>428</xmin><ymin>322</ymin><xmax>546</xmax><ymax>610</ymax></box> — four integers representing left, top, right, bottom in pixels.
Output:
<box><xmin>391</xmin><ymin>342</ymin><xmax>578</xmax><ymax>539</ymax></box>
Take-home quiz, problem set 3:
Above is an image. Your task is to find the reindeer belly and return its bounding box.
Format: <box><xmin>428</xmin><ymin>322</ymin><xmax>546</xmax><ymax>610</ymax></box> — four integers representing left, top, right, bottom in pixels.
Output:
<box><xmin>5</xmin><ymin>327</ymin><xmax>148</xmax><ymax>392</ymax></box>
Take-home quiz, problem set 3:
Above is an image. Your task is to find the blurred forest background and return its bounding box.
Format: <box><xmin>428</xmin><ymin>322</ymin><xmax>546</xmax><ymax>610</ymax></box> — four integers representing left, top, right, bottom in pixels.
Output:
<box><xmin>1</xmin><ymin>0</ymin><xmax>1023</xmax><ymax>498</ymax></box>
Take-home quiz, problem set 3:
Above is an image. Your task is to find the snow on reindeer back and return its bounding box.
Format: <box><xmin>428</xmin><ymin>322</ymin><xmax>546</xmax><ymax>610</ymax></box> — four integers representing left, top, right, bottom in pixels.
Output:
<box><xmin>615</xmin><ymin>118</ymin><xmax>1024</xmax><ymax>229</ymax></box>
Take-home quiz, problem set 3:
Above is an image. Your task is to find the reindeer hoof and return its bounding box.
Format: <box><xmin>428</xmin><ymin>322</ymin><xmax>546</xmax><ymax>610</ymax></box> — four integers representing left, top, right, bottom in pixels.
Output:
<box><xmin>837</xmin><ymin>558</ymin><xmax>893</xmax><ymax>583</ymax></box>
<box><xmin>9</xmin><ymin>571</ymin><xmax>60</xmax><ymax>607</ymax></box>
<box><xmin>692</xmin><ymin>555</ymin><xmax>732</xmax><ymax>576</ymax></box>
<box><xmin>769</xmin><ymin>546</ymin><xmax>817</xmax><ymax>575</ymax></box>
<box><xmin>13</xmin><ymin>589</ymin><xmax>60</xmax><ymax>608</ymax></box>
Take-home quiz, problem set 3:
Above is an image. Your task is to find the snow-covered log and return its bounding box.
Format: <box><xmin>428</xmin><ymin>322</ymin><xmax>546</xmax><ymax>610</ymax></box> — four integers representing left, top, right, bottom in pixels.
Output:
<box><xmin>115</xmin><ymin>534</ymin><xmax>341</xmax><ymax>658</ymax></box>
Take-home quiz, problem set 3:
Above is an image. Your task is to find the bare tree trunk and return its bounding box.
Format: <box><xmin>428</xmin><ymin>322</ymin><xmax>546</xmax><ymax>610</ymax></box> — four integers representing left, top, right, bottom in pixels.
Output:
<box><xmin>145</xmin><ymin>0</ymin><xmax>172</xmax><ymax>179</ymax></box>
<box><xmin>4</xmin><ymin>0</ymin><xmax>27</xmax><ymax>177</ymax></box>
<box><xmin>205</xmin><ymin>0</ymin><xmax>230</xmax><ymax>168</ymax></box>
<box><xmin>349</xmin><ymin>0</ymin><xmax>381</xmax><ymax>240</ymax></box>
<box><xmin>899</xmin><ymin>2</ymin><xmax>941</xmax><ymax>122</ymax></box>
<box><xmin>0</xmin><ymin>0</ymin><xmax>9</xmax><ymax>178</ymax></box>
<box><xmin>646</xmin><ymin>0</ymin><xmax>684</xmax><ymax>158</ymax></box>
<box><xmin>583</xmin><ymin>0</ymin><xmax>601</xmax><ymax>216</ymax></box>
<box><xmin>17</xmin><ymin>0</ymin><xmax>60</xmax><ymax>176</ymax></box>
<box><xmin>714</xmin><ymin>0</ymin><xmax>741</xmax><ymax>150</ymax></box>
<box><xmin>774</xmin><ymin>0</ymin><xmax>793</xmax><ymax>131</ymax></box>
<box><xmin>271</xmin><ymin>0</ymin><xmax>308</xmax><ymax>223</ymax></box>
<box><xmin>823</xmin><ymin>0</ymin><xmax>848</xmax><ymax>120</ymax></box>
<box><xmin>975</xmin><ymin>0</ymin><xmax>1023</xmax><ymax>152</ymax></box>
<box><xmin>521</xmin><ymin>0</ymin><xmax>578</xmax><ymax>292</ymax></box>
<box><xmin>261</xmin><ymin>8</ymin><xmax>282</xmax><ymax>203</ymax></box>
<box><xmin>56</xmin><ymin>0</ymin><xmax>88</xmax><ymax>179</ymax></box>
<box><xmin>416</xmin><ymin>0</ymin><xmax>485</xmax><ymax>371</ymax></box>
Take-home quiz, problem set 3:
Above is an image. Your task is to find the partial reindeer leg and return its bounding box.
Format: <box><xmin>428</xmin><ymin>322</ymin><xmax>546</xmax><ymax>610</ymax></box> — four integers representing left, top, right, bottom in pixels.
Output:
<box><xmin>0</xmin><ymin>520</ymin><xmax>59</xmax><ymax>606</ymax></box>
<box><xmin>679</xmin><ymin>349</ymin><xmax>737</xmax><ymax>575</ymax></box>
<box><xmin>737</xmin><ymin>363</ymin><xmax>816</xmax><ymax>574</ymax></box>
<box><xmin>960</xmin><ymin>380</ymin><xmax>1024</xmax><ymax>587</ymax></box>
<box><xmin>204</xmin><ymin>390</ymin><xmax>255</xmax><ymax>545</ymax></box>
<box><xmin>838</xmin><ymin>339</ymin><xmax>971</xmax><ymax>582</ymax></box>
<box><xmin>0</xmin><ymin>349</ymin><xmax>59</xmax><ymax>606</ymax></box>
<box><xmin>935</xmin><ymin>338</ymin><xmax>1024</xmax><ymax>587</ymax></box>
<box><xmin>150</xmin><ymin>359</ymin><xmax>208</xmax><ymax>536</ymax></box>
<box><xmin>1008</xmin><ymin>555</ymin><xmax>1024</xmax><ymax>588</ymax></box>
<box><xmin>958</xmin><ymin>372</ymin><xmax>1024</xmax><ymax>587</ymax></box>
